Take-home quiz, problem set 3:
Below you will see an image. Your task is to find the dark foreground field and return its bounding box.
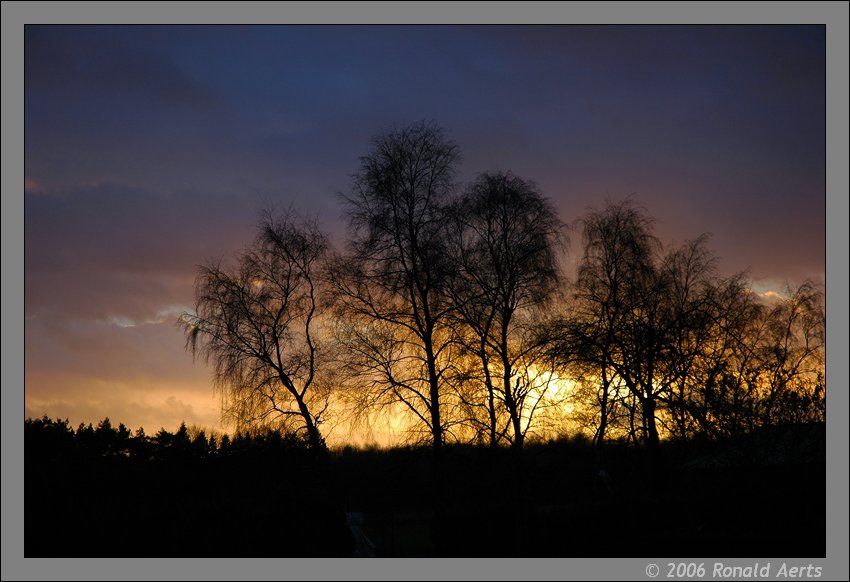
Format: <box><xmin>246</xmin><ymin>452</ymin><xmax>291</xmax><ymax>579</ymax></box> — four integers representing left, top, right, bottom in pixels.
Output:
<box><xmin>25</xmin><ymin>419</ymin><xmax>824</xmax><ymax>557</ymax></box>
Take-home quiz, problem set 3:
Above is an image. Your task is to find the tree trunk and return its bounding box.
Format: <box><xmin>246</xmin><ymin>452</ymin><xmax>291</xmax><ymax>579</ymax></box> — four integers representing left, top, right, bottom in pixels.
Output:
<box><xmin>627</xmin><ymin>396</ymin><xmax>639</xmax><ymax>446</ymax></box>
<box><xmin>426</xmin><ymin>353</ymin><xmax>443</xmax><ymax>453</ymax></box>
<box><xmin>504</xmin><ymin>377</ymin><xmax>524</xmax><ymax>450</ymax></box>
<box><xmin>481</xmin><ymin>349</ymin><xmax>498</xmax><ymax>447</ymax></box>
<box><xmin>296</xmin><ymin>396</ymin><xmax>324</xmax><ymax>450</ymax></box>
<box><xmin>501</xmin><ymin>341</ymin><xmax>524</xmax><ymax>450</ymax></box>
<box><xmin>643</xmin><ymin>395</ymin><xmax>660</xmax><ymax>452</ymax></box>
<box><xmin>641</xmin><ymin>392</ymin><xmax>668</xmax><ymax>487</ymax></box>
<box><xmin>596</xmin><ymin>366</ymin><xmax>611</xmax><ymax>449</ymax></box>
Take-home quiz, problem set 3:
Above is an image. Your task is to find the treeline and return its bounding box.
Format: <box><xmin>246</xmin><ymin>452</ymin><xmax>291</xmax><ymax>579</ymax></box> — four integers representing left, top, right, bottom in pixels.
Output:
<box><xmin>26</xmin><ymin>416</ymin><xmax>825</xmax><ymax>557</ymax></box>
<box><xmin>25</xmin><ymin>416</ymin><xmax>352</xmax><ymax>557</ymax></box>
<box><xmin>177</xmin><ymin>120</ymin><xmax>825</xmax><ymax>456</ymax></box>
<box><xmin>25</xmin><ymin>415</ymin><xmax>307</xmax><ymax>461</ymax></box>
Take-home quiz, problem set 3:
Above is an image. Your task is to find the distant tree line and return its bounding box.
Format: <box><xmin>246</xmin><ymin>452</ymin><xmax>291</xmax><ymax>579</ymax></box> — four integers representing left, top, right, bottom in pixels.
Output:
<box><xmin>25</xmin><ymin>415</ymin><xmax>351</xmax><ymax>556</ymax></box>
<box><xmin>177</xmin><ymin>120</ymin><xmax>825</xmax><ymax>460</ymax></box>
<box><xmin>25</xmin><ymin>415</ymin><xmax>318</xmax><ymax>462</ymax></box>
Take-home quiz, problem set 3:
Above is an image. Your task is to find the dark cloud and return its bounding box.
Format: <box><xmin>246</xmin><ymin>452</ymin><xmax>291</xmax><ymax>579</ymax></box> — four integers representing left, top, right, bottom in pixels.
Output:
<box><xmin>26</xmin><ymin>25</ymin><xmax>221</xmax><ymax>108</ymax></box>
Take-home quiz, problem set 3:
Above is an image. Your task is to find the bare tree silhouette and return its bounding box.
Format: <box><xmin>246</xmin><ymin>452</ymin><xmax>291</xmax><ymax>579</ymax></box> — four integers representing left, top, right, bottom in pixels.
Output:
<box><xmin>560</xmin><ymin>199</ymin><xmax>723</xmax><ymax>454</ymax></box>
<box><xmin>563</xmin><ymin>199</ymin><xmax>660</xmax><ymax>448</ymax></box>
<box><xmin>179</xmin><ymin>209</ymin><xmax>330</xmax><ymax>449</ymax></box>
<box><xmin>330</xmin><ymin>121</ymin><xmax>461</xmax><ymax>458</ymax></box>
<box><xmin>447</xmin><ymin>171</ymin><xmax>564</xmax><ymax>449</ymax></box>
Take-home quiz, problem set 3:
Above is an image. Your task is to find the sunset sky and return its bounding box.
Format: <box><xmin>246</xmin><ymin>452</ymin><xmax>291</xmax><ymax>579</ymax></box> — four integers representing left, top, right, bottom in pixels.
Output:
<box><xmin>24</xmin><ymin>25</ymin><xmax>826</xmax><ymax>440</ymax></box>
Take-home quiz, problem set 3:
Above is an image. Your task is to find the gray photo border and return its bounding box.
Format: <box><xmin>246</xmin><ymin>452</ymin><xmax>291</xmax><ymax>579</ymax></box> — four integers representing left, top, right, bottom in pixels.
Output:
<box><xmin>3</xmin><ymin>2</ymin><xmax>847</xmax><ymax>581</ymax></box>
